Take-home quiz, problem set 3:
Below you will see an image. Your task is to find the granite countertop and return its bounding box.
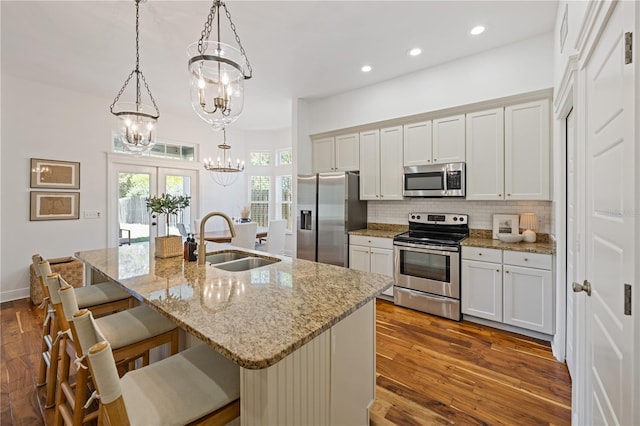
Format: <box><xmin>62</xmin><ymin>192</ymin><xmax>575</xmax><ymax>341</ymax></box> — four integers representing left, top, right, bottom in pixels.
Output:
<box><xmin>75</xmin><ymin>244</ymin><xmax>392</xmax><ymax>370</ymax></box>
<box><xmin>461</xmin><ymin>230</ymin><xmax>555</xmax><ymax>255</ymax></box>
<box><xmin>349</xmin><ymin>222</ymin><xmax>408</xmax><ymax>239</ymax></box>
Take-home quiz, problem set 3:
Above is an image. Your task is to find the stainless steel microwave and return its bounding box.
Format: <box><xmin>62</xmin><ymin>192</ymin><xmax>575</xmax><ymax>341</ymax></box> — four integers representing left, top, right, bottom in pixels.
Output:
<box><xmin>403</xmin><ymin>162</ymin><xmax>465</xmax><ymax>197</ymax></box>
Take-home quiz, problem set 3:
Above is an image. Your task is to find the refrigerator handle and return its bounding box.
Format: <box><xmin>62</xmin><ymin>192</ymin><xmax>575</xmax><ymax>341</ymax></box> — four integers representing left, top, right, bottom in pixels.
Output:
<box><xmin>300</xmin><ymin>210</ymin><xmax>312</xmax><ymax>230</ymax></box>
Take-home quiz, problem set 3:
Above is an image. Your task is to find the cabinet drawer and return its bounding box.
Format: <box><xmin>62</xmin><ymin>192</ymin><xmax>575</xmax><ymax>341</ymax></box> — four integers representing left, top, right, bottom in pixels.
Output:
<box><xmin>349</xmin><ymin>235</ymin><xmax>393</xmax><ymax>249</ymax></box>
<box><xmin>503</xmin><ymin>251</ymin><xmax>552</xmax><ymax>270</ymax></box>
<box><xmin>462</xmin><ymin>246</ymin><xmax>502</xmax><ymax>263</ymax></box>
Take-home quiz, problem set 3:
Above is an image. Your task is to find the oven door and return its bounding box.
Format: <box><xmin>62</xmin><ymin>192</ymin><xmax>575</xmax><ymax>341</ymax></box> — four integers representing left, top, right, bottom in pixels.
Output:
<box><xmin>393</xmin><ymin>242</ymin><xmax>460</xmax><ymax>298</ymax></box>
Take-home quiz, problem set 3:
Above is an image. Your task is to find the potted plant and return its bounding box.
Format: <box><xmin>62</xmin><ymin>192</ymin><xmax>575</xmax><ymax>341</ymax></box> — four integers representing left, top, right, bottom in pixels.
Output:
<box><xmin>146</xmin><ymin>193</ymin><xmax>191</xmax><ymax>258</ymax></box>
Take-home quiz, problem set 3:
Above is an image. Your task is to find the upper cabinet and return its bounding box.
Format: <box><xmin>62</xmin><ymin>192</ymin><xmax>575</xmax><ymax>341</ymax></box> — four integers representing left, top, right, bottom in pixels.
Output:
<box><xmin>466</xmin><ymin>99</ymin><xmax>550</xmax><ymax>201</ymax></box>
<box><xmin>403</xmin><ymin>115</ymin><xmax>465</xmax><ymax>167</ymax></box>
<box><xmin>312</xmin><ymin>133</ymin><xmax>360</xmax><ymax>173</ymax></box>
<box><xmin>504</xmin><ymin>100</ymin><xmax>550</xmax><ymax>200</ymax></box>
<box><xmin>466</xmin><ymin>108</ymin><xmax>505</xmax><ymax>201</ymax></box>
<box><xmin>360</xmin><ymin>126</ymin><xmax>403</xmax><ymax>201</ymax></box>
<box><xmin>432</xmin><ymin>114</ymin><xmax>466</xmax><ymax>164</ymax></box>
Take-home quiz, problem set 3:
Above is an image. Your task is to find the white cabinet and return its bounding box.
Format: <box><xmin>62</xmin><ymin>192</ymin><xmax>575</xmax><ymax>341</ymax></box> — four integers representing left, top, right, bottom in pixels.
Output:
<box><xmin>405</xmin><ymin>116</ymin><xmax>465</xmax><ymax>166</ymax></box>
<box><xmin>465</xmin><ymin>108</ymin><xmax>504</xmax><ymax>201</ymax></box>
<box><xmin>461</xmin><ymin>246</ymin><xmax>554</xmax><ymax>334</ymax></box>
<box><xmin>504</xmin><ymin>100</ymin><xmax>550</xmax><ymax>200</ymax></box>
<box><xmin>465</xmin><ymin>99</ymin><xmax>550</xmax><ymax>201</ymax></box>
<box><xmin>432</xmin><ymin>114</ymin><xmax>466</xmax><ymax>164</ymax></box>
<box><xmin>312</xmin><ymin>133</ymin><xmax>360</xmax><ymax>173</ymax></box>
<box><xmin>349</xmin><ymin>235</ymin><xmax>394</xmax><ymax>296</ymax></box>
<box><xmin>359</xmin><ymin>127</ymin><xmax>403</xmax><ymax>200</ymax></box>
<box><xmin>403</xmin><ymin>121</ymin><xmax>433</xmax><ymax>166</ymax></box>
<box><xmin>502</xmin><ymin>251</ymin><xmax>553</xmax><ymax>333</ymax></box>
<box><xmin>461</xmin><ymin>248</ymin><xmax>503</xmax><ymax>322</ymax></box>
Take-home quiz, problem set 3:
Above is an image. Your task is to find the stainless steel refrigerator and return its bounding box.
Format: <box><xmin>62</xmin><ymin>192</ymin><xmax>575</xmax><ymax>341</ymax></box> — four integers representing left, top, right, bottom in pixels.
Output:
<box><xmin>297</xmin><ymin>172</ymin><xmax>367</xmax><ymax>267</ymax></box>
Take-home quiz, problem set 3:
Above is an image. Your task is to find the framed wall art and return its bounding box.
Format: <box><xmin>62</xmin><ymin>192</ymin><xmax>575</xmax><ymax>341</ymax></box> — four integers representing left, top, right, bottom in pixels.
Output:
<box><xmin>492</xmin><ymin>214</ymin><xmax>519</xmax><ymax>239</ymax></box>
<box><xmin>30</xmin><ymin>158</ymin><xmax>80</xmax><ymax>189</ymax></box>
<box><xmin>30</xmin><ymin>191</ymin><xmax>80</xmax><ymax>221</ymax></box>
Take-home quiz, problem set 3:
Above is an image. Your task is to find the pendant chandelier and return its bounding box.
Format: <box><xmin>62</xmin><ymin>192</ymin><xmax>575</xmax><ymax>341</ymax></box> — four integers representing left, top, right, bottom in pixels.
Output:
<box><xmin>110</xmin><ymin>0</ymin><xmax>160</xmax><ymax>153</ymax></box>
<box><xmin>203</xmin><ymin>128</ymin><xmax>245</xmax><ymax>187</ymax></box>
<box><xmin>187</xmin><ymin>0</ymin><xmax>253</xmax><ymax>130</ymax></box>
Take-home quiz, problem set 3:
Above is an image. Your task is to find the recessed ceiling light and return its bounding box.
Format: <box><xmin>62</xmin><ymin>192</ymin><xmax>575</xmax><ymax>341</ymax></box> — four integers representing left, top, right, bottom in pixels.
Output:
<box><xmin>409</xmin><ymin>48</ymin><xmax>422</xmax><ymax>57</ymax></box>
<box><xmin>361</xmin><ymin>65</ymin><xmax>372</xmax><ymax>73</ymax></box>
<box><xmin>470</xmin><ymin>25</ymin><xmax>485</xmax><ymax>35</ymax></box>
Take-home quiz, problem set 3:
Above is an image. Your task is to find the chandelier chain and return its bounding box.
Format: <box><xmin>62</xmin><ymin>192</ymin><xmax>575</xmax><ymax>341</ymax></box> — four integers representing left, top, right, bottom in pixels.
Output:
<box><xmin>109</xmin><ymin>0</ymin><xmax>159</xmax><ymax>118</ymax></box>
<box><xmin>222</xmin><ymin>3</ymin><xmax>253</xmax><ymax>78</ymax></box>
<box><xmin>197</xmin><ymin>2</ymin><xmax>218</xmax><ymax>55</ymax></box>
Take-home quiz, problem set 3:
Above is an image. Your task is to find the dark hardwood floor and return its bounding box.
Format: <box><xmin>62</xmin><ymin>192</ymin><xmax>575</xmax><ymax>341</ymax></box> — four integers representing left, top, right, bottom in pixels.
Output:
<box><xmin>1</xmin><ymin>298</ymin><xmax>571</xmax><ymax>425</ymax></box>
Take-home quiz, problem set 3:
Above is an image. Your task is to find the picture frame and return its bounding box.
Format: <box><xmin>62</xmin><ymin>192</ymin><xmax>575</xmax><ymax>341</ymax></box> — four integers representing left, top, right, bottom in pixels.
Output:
<box><xmin>30</xmin><ymin>158</ymin><xmax>80</xmax><ymax>189</ymax></box>
<box><xmin>30</xmin><ymin>191</ymin><xmax>80</xmax><ymax>221</ymax></box>
<box><xmin>492</xmin><ymin>214</ymin><xmax>519</xmax><ymax>239</ymax></box>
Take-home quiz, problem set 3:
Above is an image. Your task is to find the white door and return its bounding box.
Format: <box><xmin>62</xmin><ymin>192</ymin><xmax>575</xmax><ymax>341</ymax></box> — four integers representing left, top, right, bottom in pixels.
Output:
<box><xmin>565</xmin><ymin>108</ymin><xmax>577</xmax><ymax>377</ymax></box>
<box><xmin>110</xmin><ymin>162</ymin><xmax>198</xmax><ymax>247</ymax></box>
<box><xmin>579</xmin><ymin>2</ymin><xmax>635</xmax><ymax>424</ymax></box>
<box><xmin>312</xmin><ymin>137</ymin><xmax>335</xmax><ymax>173</ymax></box>
<box><xmin>379</xmin><ymin>126</ymin><xmax>403</xmax><ymax>200</ymax></box>
<box><xmin>359</xmin><ymin>130</ymin><xmax>380</xmax><ymax>200</ymax></box>
<box><xmin>465</xmin><ymin>108</ymin><xmax>504</xmax><ymax>201</ymax></box>
<box><xmin>335</xmin><ymin>133</ymin><xmax>360</xmax><ymax>172</ymax></box>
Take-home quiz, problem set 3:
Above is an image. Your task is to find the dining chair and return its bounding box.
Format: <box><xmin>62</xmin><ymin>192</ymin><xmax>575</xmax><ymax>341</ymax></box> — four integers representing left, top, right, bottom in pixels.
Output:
<box><xmin>51</xmin><ymin>276</ymin><xmax>179</xmax><ymax>426</ymax></box>
<box><xmin>231</xmin><ymin>221</ymin><xmax>258</xmax><ymax>249</ymax></box>
<box><xmin>31</xmin><ymin>255</ymin><xmax>134</xmax><ymax>408</ymax></box>
<box><xmin>81</xmin><ymin>311</ymin><xmax>240</xmax><ymax>426</ymax></box>
<box><xmin>256</xmin><ymin>219</ymin><xmax>287</xmax><ymax>255</ymax></box>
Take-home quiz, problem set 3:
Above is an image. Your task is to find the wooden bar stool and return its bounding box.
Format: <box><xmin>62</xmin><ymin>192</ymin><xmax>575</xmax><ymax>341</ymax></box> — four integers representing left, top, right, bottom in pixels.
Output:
<box><xmin>44</xmin><ymin>274</ymin><xmax>179</xmax><ymax>426</ymax></box>
<box><xmin>31</xmin><ymin>255</ymin><xmax>134</xmax><ymax>408</ymax></box>
<box><xmin>84</xmin><ymin>318</ymin><xmax>240</xmax><ymax>425</ymax></box>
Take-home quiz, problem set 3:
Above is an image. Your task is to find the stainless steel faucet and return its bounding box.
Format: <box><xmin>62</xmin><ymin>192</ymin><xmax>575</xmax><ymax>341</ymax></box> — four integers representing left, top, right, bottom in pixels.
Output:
<box><xmin>198</xmin><ymin>212</ymin><xmax>236</xmax><ymax>265</ymax></box>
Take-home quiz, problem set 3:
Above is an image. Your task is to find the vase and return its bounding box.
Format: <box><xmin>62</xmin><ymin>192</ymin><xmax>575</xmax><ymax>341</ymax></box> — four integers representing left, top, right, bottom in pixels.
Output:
<box><xmin>155</xmin><ymin>235</ymin><xmax>183</xmax><ymax>258</ymax></box>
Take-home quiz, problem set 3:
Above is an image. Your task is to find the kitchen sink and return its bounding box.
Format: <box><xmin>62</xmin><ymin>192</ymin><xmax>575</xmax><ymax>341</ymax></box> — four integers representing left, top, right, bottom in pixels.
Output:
<box><xmin>206</xmin><ymin>251</ymin><xmax>250</xmax><ymax>265</ymax></box>
<box><xmin>213</xmin><ymin>256</ymin><xmax>280</xmax><ymax>272</ymax></box>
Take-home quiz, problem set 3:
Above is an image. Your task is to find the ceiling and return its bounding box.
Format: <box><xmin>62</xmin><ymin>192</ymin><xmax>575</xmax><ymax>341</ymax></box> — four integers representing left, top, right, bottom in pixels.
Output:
<box><xmin>1</xmin><ymin>1</ymin><xmax>557</xmax><ymax>131</ymax></box>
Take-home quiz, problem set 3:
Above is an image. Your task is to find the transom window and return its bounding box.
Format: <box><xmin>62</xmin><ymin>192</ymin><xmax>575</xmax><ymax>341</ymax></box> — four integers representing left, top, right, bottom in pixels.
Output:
<box><xmin>113</xmin><ymin>135</ymin><xmax>196</xmax><ymax>161</ymax></box>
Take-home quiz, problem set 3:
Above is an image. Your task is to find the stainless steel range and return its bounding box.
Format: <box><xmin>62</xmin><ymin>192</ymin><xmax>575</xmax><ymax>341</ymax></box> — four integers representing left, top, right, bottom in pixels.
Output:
<box><xmin>393</xmin><ymin>213</ymin><xmax>469</xmax><ymax>321</ymax></box>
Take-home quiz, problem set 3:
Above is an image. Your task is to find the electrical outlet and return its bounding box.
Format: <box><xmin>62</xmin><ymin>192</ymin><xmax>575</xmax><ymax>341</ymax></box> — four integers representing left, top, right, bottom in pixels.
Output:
<box><xmin>84</xmin><ymin>210</ymin><xmax>100</xmax><ymax>219</ymax></box>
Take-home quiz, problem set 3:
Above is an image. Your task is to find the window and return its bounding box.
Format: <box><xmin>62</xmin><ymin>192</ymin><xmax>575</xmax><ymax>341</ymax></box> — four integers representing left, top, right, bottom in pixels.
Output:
<box><xmin>277</xmin><ymin>175</ymin><xmax>292</xmax><ymax>231</ymax></box>
<box><xmin>277</xmin><ymin>148</ymin><xmax>292</xmax><ymax>166</ymax></box>
<box><xmin>250</xmin><ymin>176</ymin><xmax>270</xmax><ymax>227</ymax></box>
<box><xmin>250</xmin><ymin>152</ymin><xmax>271</xmax><ymax>166</ymax></box>
<box><xmin>113</xmin><ymin>135</ymin><xmax>195</xmax><ymax>161</ymax></box>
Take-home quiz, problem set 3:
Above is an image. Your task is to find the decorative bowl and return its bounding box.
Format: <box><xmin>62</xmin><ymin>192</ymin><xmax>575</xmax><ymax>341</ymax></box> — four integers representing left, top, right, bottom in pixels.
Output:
<box><xmin>497</xmin><ymin>233</ymin><xmax>524</xmax><ymax>243</ymax></box>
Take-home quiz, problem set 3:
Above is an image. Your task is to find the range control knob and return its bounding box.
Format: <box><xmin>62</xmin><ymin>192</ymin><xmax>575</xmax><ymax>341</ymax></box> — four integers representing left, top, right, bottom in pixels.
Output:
<box><xmin>453</xmin><ymin>217</ymin><xmax>458</xmax><ymax>221</ymax></box>
<box><xmin>459</xmin><ymin>216</ymin><xmax>465</xmax><ymax>222</ymax></box>
<box><xmin>416</xmin><ymin>215</ymin><xmax>421</xmax><ymax>220</ymax></box>
<box><xmin>411</xmin><ymin>215</ymin><xmax>415</xmax><ymax>220</ymax></box>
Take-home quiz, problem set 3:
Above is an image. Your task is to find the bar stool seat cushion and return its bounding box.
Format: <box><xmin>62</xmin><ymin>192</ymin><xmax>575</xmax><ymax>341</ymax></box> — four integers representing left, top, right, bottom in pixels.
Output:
<box><xmin>95</xmin><ymin>306</ymin><xmax>177</xmax><ymax>350</ymax></box>
<box><xmin>120</xmin><ymin>344</ymin><xmax>240</xmax><ymax>426</ymax></box>
<box><xmin>75</xmin><ymin>282</ymin><xmax>131</xmax><ymax>308</ymax></box>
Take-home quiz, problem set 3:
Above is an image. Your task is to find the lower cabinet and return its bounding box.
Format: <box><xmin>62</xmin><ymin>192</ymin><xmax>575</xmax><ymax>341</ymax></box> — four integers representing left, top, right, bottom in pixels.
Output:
<box><xmin>461</xmin><ymin>246</ymin><xmax>554</xmax><ymax>334</ymax></box>
<box><xmin>349</xmin><ymin>235</ymin><xmax>394</xmax><ymax>296</ymax></box>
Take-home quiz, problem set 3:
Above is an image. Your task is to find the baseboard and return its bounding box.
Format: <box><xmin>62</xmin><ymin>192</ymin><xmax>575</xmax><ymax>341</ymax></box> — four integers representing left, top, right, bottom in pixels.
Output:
<box><xmin>463</xmin><ymin>315</ymin><xmax>553</xmax><ymax>342</ymax></box>
<box><xmin>0</xmin><ymin>288</ymin><xmax>30</xmax><ymax>304</ymax></box>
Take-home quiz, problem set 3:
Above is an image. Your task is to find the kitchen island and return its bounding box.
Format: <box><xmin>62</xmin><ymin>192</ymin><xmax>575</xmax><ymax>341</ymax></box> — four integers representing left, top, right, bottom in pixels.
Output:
<box><xmin>75</xmin><ymin>243</ymin><xmax>392</xmax><ymax>425</ymax></box>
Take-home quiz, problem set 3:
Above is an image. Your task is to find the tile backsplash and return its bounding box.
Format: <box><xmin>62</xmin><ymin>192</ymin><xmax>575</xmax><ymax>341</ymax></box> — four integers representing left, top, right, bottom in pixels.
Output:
<box><xmin>368</xmin><ymin>199</ymin><xmax>553</xmax><ymax>234</ymax></box>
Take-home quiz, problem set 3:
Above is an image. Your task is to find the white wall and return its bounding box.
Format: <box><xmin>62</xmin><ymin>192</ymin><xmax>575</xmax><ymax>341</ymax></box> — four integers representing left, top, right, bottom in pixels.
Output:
<box><xmin>0</xmin><ymin>73</ymin><xmax>248</xmax><ymax>301</ymax></box>
<box><xmin>304</xmin><ymin>32</ymin><xmax>554</xmax><ymax>135</ymax></box>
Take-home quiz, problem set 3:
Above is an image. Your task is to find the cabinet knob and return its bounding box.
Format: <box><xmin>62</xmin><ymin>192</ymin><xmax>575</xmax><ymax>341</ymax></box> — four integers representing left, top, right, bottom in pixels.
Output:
<box><xmin>505</xmin><ymin>270</ymin><xmax>510</xmax><ymax>274</ymax></box>
<box><xmin>524</xmin><ymin>258</ymin><xmax>528</xmax><ymax>261</ymax></box>
<box><xmin>433</xmin><ymin>158</ymin><xmax>437</xmax><ymax>162</ymax></box>
<box><xmin>507</xmin><ymin>193</ymin><xmax>511</xmax><ymax>197</ymax></box>
<box><xmin>376</xmin><ymin>195</ymin><xmax>379</xmax><ymax>198</ymax></box>
<box><xmin>498</xmin><ymin>193</ymin><xmax>502</xmax><ymax>197</ymax></box>
<box><xmin>427</xmin><ymin>160</ymin><xmax>431</xmax><ymax>163</ymax></box>
<box><xmin>478</xmin><ymin>253</ymin><xmax>482</xmax><ymax>256</ymax></box>
<box><xmin>380</xmin><ymin>194</ymin><xmax>384</xmax><ymax>198</ymax></box>
<box><xmin>496</xmin><ymin>269</ymin><xmax>500</xmax><ymax>272</ymax></box>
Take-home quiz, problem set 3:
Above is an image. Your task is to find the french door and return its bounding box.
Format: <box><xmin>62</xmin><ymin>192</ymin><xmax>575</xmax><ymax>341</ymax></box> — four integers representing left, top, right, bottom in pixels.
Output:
<box><xmin>109</xmin><ymin>159</ymin><xmax>199</xmax><ymax>247</ymax></box>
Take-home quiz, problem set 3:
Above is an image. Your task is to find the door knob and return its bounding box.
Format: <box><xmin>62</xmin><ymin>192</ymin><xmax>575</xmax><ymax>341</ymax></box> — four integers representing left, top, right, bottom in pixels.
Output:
<box><xmin>572</xmin><ymin>280</ymin><xmax>592</xmax><ymax>296</ymax></box>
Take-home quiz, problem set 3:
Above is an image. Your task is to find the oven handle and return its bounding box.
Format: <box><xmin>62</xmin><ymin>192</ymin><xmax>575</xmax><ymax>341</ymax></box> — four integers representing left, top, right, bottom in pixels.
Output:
<box><xmin>393</xmin><ymin>241</ymin><xmax>459</xmax><ymax>253</ymax></box>
<box><xmin>395</xmin><ymin>287</ymin><xmax>457</xmax><ymax>303</ymax></box>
